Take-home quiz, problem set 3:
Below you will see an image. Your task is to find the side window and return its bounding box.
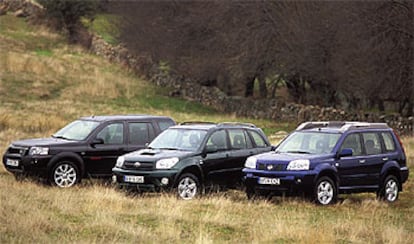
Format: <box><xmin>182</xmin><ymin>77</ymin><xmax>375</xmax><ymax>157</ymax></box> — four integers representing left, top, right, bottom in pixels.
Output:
<box><xmin>229</xmin><ymin>129</ymin><xmax>247</xmax><ymax>149</ymax></box>
<box><xmin>340</xmin><ymin>133</ymin><xmax>362</xmax><ymax>156</ymax></box>
<box><xmin>206</xmin><ymin>130</ymin><xmax>228</xmax><ymax>151</ymax></box>
<box><xmin>249</xmin><ymin>130</ymin><xmax>267</xmax><ymax>148</ymax></box>
<box><xmin>381</xmin><ymin>132</ymin><xmax>396</xmax><ymax>152</ymax></box>
<box><xmin>362</xmin><ymin>133</ymin><xmax>381</xmax><ymax>155</ymax></box>
<box><xmin>128</xmin><ymin>122</ymin><xmax>155</xmax><ymax>145</ymax></box>
<box><xmin>96</xmin><ymin>123</ymin><xmax>124</xmax><ymax>144</ymax></box>
<box><xmin>158</xmin><ymin>120</ymin><xmax>175</xmax><ymax>131</ymax></box>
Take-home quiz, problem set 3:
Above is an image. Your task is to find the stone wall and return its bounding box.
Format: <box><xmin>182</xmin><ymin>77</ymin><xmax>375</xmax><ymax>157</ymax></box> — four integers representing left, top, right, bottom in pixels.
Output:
<box><xmin>3</xmin><ymin>0</ymin><xmax>412</xmax><ymax>135</ymax></box>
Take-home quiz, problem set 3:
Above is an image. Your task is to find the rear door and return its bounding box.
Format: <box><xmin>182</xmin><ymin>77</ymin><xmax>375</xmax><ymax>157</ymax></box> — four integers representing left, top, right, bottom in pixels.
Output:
<box><xmin>126</xmin><ymin>121</ymin><xmax>156</xmax><ymax>152</ymax></box>
<box><xmin>360</xmin><ymin>132</ymin><xmax>384</xmax><ymax>186</ymax></box>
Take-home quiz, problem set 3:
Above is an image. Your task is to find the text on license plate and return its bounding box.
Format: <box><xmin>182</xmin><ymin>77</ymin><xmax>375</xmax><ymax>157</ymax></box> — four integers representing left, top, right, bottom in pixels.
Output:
<box><xmin>6</xmin><ymin>159</ymin><xmax>19</xmax><ymax>167</ymax></box>
<box><xmin>258</xmin><ymin>177</ymin><xmax>280</xmax><ymax>185</ymax></box>
<box><xmin>124</xmin><ymin>175</ymin><xmax>144</xmax><ymax>183</ymax></box>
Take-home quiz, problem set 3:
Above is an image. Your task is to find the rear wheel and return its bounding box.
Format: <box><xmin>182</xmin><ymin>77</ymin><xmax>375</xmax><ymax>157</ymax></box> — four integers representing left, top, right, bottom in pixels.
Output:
<box><xmin>314</xmin><ymin>176</ymin><xmax>337</xmax><ymax>205</ymax></box>
<box><xmin>176</xmin><ymin>173</ymin><xmax>200</xmax><ymax>200</ymax></box>
<box><xmin>378</xmin><ymin>175</ymin><xmax>399</xmax><ymax>203</ymax></box>
<box><xmin>50</xmin><ymin>161</ymin><xmax>80</xmax><ymax>188</ymax></box>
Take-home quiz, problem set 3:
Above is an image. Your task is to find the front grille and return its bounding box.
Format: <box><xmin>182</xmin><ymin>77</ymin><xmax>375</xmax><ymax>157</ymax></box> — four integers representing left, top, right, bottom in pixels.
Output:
<box><xmin>257</xmin><ymin>163</ymin><xmax>285</xmax><ymax>171</ymax></box>
<box><xmin>123</xmin><ymin>161</ymin><xmax>154</xmax><ymax>171</ymax></box>
<box><xmin>7</xmin><ymin>146</ymin><xmax>29</xmax><ymax>156</ymax></box>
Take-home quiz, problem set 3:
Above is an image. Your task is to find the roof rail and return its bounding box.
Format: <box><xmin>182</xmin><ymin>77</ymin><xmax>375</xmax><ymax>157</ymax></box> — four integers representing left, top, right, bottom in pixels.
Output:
<box><xmin>296</xmin><ymin>121</ymin><xmax>389</xmax><ymax>132</ymax></box>
<box><xmin>296</xmin><ymin>121</ymin><xmax>343</xmax><ymax>130</ymax></box>
<box><xmin>180</xmin><ymin>121</ymin><xmax>216</xmax><ymax>125</ymax></box>
<box><xmin>218</xmin><ymin>122</ymin><xmax>256</xmax><ymax>128</ymax></box>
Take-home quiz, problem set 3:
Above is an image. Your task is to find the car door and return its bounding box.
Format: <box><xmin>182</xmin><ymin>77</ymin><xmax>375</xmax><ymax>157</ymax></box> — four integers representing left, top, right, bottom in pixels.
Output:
<box><xmin>361</xmin><ymin>132</ymin><xmax>387</xmax><ymax>186</ymax></box>
<box><xmin>85</xmin><ymin>122</ymin><xmax>127</xmax><ymax>176</ymax></box>
<box><xmin>201</xmin><ymin>129</ymin><xmax>233</xmax><ymax>185</ymax></box>
<box><xmin>126</xmin><ymin>121</ymin><xmax>156</xmax><ymax>152</ymax></box>
<box><xmin>336</xmin><ymin>132</ymin><xmax>368</xmax><ymax>188</ymax></box>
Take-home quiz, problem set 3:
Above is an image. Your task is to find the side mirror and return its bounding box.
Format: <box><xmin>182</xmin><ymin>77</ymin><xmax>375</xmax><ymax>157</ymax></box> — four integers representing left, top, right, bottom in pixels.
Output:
<box><xmin>338</xmin><ymin>148</ymin><xmax>353</xmax><ymax>158</ymax></box>
<box><xmin>271</xmin><ymin>145</ymin><xmax>277</xmax><ymax>151</ymax></box>
<box><xmin>91</xmin><ymin>138</ymin><xmax>104</xmax><ymax>146</ymax></box>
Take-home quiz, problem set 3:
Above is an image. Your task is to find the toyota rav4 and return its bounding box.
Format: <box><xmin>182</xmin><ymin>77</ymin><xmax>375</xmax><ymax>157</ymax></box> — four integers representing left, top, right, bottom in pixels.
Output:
<box><xmin>112</xmin><ymin>122</ymin><xmax>272</xmax><ymax>199</ymax></box>
<box><xmin>243</xmin><ymin>121</ymin><xmax>409</xmax><ymax>205</ymax></box>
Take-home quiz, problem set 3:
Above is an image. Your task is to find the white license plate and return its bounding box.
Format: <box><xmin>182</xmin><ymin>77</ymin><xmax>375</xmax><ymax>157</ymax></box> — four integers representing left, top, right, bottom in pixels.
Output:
<box><xmin>258</xmin><ymin>177</ymin><xmax>280</xmax><ymax>185</ymax></box>
<box><xmin>6</xmin><ymin>159</ymin><xmax>19</xmax><ymax>167</ymax></box>
<box><xmin>124</xmin><ymin>175</ymin><xmax>144</xmax><ymax>183</ymax></box>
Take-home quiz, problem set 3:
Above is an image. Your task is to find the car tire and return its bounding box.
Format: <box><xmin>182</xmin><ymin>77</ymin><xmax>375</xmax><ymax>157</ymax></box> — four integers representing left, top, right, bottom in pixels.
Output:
<box><xmin>49</xmin><ymin>161</ymin><xmax>80</xmax><ymax>188</ymax></box>
<box><xmin>314</xmin><ymin>176</ymin><xmax>337</xmax><ymax>205</ymax></box>
<box><xmin>176</xmin><ymin>173</ymin><xmax>200</xmax><ymax>200</ymax></box>
<box><xmin>377</xmin><ymin>175</ymin><xmax>399</xmax><ymax>203</ymax></box>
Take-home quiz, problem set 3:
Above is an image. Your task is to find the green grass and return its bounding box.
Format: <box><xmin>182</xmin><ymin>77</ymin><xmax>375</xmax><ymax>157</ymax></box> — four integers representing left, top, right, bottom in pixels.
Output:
<box><xmin>0</xmin><ymin>14</ymin><xmax>413</xmax><ymax>243</ymax></box>
<box><xmin>84</xmin><ymin>14</ymin><xmax>120</xmax><ymax>45</ymax></box>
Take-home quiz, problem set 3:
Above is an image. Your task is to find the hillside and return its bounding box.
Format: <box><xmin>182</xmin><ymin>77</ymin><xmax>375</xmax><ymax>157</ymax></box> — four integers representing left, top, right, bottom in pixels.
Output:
<box><xmin>0</xmin><ymin>14</ymin><xmax>413</xmax><ymax>243</ymax></box>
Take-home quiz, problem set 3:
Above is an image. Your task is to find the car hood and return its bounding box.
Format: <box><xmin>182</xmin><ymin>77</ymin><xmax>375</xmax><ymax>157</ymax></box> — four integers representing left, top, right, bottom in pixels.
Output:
<box><xmin>11</xmin><ymin>137</ymin><xmax>80</xmax><ymax>147</ymax></box>
<box><xmin>254</xmin><ymin>151</ymin><xmax>334</xmax><ymax>164</ymax></box>
<box><xmin>122</xmin><ymin>148</ymin><xmax>196</xmax><ymax>162</ymax></box>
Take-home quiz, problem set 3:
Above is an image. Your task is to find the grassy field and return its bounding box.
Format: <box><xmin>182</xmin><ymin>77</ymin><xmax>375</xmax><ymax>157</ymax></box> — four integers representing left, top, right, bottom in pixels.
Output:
<box><xmin>0</xmin><ymin>14</ymin><xmax>413</xmax><ymax>243</ymax></box>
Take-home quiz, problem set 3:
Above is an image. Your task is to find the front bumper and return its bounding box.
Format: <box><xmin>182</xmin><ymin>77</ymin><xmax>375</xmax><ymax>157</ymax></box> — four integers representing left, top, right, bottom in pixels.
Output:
<box><xmin>2</xmin><ymin>153</ymin><xmax>51</xmax><ymax>177</ymax></box>
<box><xmin>243</xmin><ymin>168</ymin><xmax>317</xmax><ymax>195</ymax></box>
<box><xmin>112</xmin><ymin>167</ymin><xmax>179</xmax><ymax>192</ymax></box>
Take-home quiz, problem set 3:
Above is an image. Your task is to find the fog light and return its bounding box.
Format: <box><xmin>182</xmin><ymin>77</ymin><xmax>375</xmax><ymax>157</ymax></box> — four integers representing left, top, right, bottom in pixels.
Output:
<box><xmin>296</xmin><ymin>178</ymin><xmax>302</xmax><ymax>184</ymax></box>
<box><xmin>161</xmin><ymin>177</ymin><xmax>169</xmax><ymax>185</ymax></box>
<box><xmin>112</xmin><ymin>175</ymin><xmax>117</xmax><ymax>183</ymax></box>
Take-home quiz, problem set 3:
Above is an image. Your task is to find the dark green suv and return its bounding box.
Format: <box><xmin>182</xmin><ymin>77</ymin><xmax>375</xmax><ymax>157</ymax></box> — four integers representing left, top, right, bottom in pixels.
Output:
<box><xmin>112</xmin><ymin>122</ymin><xmax>272</xmax><ymax>199</ymax></box>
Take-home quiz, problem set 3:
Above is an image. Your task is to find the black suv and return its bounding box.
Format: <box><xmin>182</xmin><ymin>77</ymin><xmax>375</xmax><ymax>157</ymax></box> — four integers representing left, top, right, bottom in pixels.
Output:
<box><xmin>243</xmin><ymin>121</ymin><xmax>409</xmax><ymax>204</ymax></box>
<box><xmin>3</xmin><ymin>115</ymin><xmax>175</xmax><ymax>187</ymax></box>
<box><xmin>112</xmin><ymin>122</ymin><xmax>272</xmax><ymax>199</ymax></box>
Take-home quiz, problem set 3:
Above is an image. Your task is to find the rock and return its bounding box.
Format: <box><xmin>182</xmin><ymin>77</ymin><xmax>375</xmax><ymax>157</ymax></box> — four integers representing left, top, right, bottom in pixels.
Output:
<box><xmin>14</xmin><ymin>9</ymin><xmax>26</xmax><ymax>17</ymax></box>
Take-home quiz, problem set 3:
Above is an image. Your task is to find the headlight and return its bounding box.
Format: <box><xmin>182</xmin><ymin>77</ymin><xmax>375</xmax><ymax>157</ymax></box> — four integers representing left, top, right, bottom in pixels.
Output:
<box><xmin>116</xmin><ymin>156</ymin><xmax>125</xmax><ymax>167</ymax></box>
<box><xmin>156</xmin><ymin>157</ymin><xmax>179</xmax><ymax>169</ymax></box>
<box><xmin>287</xmin><ymin>159</ymin><xmax>310</xmax><ymax>170</ymax></box>
<box><xmin>29</xmin><ymin>147</ymin><xmax>49</xmax><ymax>155</ymax></box>
<box><xmin>244</xmin><ymin>156</ymin><xmax>257</xmax><ymax>169</ymax></box>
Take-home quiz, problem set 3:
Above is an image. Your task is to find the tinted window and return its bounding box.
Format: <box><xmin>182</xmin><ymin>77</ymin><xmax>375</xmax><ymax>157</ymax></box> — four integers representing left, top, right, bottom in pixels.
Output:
<box><xmin>381</xmin><ymin>132</ymin><xmax>396</xmax><ymax>152</ymax></box>
<box><xmin>340</xmin><ymin>133</ymin><xmax>362</xmax><ymax>156</ymax></box>
<box><xmin>96</xmin><ymin>123</ymin><xmax>124</xmax><ymax>144</ymax></box>
<box><xmin>362</xmin><ymin>133</ymin><xmax>381</xmax><ymax>155</ymax></box>
<box><xmin>229</xmin><ymin>129</ymin><xmax>247</xmax><ymax>149</ymax></box>
<box><xmin>206</xmin><ymin>130</ymin><xmax>228</xmax><ymax>151</ymax></box>
<box><xmin>158</xmin><ymin>120</ymin><xmax>175</xmax><ymax>131</ymax></box>
<box><xmin>128</xmin><ymin>122</ymin><xmax>155</xmax><ymax>145</ymax></box>
<box><xmin>249</xmin><ymin>131</ymin><xmax>267</xmax><ymax>148</ymax></box>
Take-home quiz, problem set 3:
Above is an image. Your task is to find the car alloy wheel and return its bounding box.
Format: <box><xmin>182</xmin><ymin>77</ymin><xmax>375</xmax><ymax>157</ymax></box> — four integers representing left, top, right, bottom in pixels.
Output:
<box><xmin>381</xmin><ymin>175</ymin><xmax>399</xmax><ymax>202</ymax></box>
<box><xmin>177</xmin><ymin>173</ymin><xmax>199</xmax><ymax>200</ymax></box>
<box><xmin>315</xmin><ymin>176</ymin><xmax>336</xmax><ymax>205</ymax></box>
<box><xmin>52</xmin><ymin>162</ymin><xmax>78</xmax><ymax>188</ymax></box>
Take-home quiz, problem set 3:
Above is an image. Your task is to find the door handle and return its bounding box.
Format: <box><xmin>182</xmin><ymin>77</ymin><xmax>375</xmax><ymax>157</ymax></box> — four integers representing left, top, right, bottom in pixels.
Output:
<box><xmin>359</xmin><ymin>160</ymin><xmax>366</xmax><ymax>164</ymax></box>
<box><xmin>382</xmin><ymin>157</ymin><xmax>388</xmax><ymax>161</ymax></box>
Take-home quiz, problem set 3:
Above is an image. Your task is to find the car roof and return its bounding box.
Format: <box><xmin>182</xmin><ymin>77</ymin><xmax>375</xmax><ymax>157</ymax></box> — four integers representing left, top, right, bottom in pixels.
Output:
<box><xmin>79</xmin><ymin>115</ymin><xmax>173</xmax><ymax>122</ymax></box>
<box><xmin>170</xmin><ymin>122</ymin><xmax>258</xmax><ymax>131</ymax></box>
<box><xmin>296</xmin><ymin>121</ymin><xmax>390</xmax><ymax>133</ymax></box>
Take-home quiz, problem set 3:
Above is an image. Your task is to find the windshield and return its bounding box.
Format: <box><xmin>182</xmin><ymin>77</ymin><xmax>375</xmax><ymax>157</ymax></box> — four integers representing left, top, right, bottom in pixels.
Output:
<box><xmin>149</xmin><ymin>128</ymin><xmax>207</xmax><ymax>151</ymax></box>
<box><xmin>53</xmin><ymin>120</ymin><xmax>100</xmax><ymax>141</ymax></box>
<box><xmin>276</xmin><ymin>131</ymin><xmax>341</xmax><ymax>154</ymax></box>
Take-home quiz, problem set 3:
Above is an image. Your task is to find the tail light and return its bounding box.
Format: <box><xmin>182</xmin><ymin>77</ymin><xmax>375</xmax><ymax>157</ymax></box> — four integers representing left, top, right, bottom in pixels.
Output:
<box><xmin>392</xmin><ymin>129</ymin><xmax>406</xmax><ymax>155</ymax></box>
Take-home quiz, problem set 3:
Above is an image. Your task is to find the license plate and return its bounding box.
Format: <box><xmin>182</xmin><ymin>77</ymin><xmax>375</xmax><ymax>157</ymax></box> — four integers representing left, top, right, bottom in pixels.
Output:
<box><xmin>258</xmin><ymin>177</ymin><xmax>280</xmax><ymax>185</ymax></box>
<box><xmin>6</xmin><ymin>159</ymin><xmax>19</xmax><ymax>167</ymax></box>
<box><xmin>124</xmin><ymin>175</ymin><xmax>144</xmax><ymax>183</ymax></box>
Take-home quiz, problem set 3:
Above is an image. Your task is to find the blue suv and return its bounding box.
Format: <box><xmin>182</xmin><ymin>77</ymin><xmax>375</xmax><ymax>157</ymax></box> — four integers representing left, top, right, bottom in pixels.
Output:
<box><xmin>243</xmin><ymin>121</ymin><xmax>409</xmax><ymax>205</ymax></box>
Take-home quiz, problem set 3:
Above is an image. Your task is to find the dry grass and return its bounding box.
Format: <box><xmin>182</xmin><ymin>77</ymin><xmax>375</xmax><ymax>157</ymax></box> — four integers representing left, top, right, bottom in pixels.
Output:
<box><xmin>0</xmin><ymin>14</ymin><xmax>413</xmax><ymax>243</ymax></box>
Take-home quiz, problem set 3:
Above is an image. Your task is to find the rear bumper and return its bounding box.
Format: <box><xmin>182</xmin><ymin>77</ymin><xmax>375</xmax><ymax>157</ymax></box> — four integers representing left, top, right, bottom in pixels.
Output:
<box><xmin>400</xmin><ymin>166</ymin><xmax>409</xmax><ymax>184</ymax></box>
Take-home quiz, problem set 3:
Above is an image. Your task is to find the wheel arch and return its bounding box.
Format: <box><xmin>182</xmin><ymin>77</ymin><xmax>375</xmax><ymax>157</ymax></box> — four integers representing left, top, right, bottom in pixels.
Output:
<box><xmin>47</xmin><ymin>152</ymin><xmax>85</xmax><ymax>178</ymax></box>
<box><xmin>174</xmin><ymin>165</ymin><xmax>203</xmax><ymax>187</ymax></box>
<box><xmin>380</xmin><ymin>163</ymin><xmax>402</xmax><ymax>191</ymax></box>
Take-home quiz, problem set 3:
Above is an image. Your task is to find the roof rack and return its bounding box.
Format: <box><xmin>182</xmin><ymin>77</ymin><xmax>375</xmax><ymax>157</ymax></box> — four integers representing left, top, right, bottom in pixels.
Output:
<box><xmin>296</xmin><ymin>121</ymin><xmax>389</xmax><ymax>132</ymax></box>
<box><xmin>180</xmin><ymin>121</ymin><xmax>216</xmax><ymax>125</ymax></box>
<box><xmin>218</xmin><ymin>122</ymin><xmax>256</xmax><ymax>128</ymax></box>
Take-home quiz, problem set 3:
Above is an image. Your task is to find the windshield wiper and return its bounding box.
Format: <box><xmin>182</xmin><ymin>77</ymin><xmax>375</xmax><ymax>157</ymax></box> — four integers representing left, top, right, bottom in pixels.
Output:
<box><xmin>159</xmin><ymin>147</ymin><xmax>178</xmax><ymax>150</ymax></box>
<box><xmin>52</xmin><ymin>135</ymin><xmax>69</xmax><ymax>140</ymax></box>
<box><xmin>285</xmin><ymin>150</ymin><xmax>311</xmax><ymax>154</ymax></box>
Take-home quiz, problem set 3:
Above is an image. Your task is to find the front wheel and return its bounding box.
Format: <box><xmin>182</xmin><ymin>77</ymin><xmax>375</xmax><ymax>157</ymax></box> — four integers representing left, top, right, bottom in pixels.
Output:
<box><xmin>378</xmin><ymin>175</ymin><xmax>399</xmax><ymax>203</ymax></box>
<box><xmin>314</xmin><ymin>176</ymin><xmax>337</xmax><ymax>205</ymax></box>
<box><xmin>50</xmin><ymin>161</ymin><xmax>80</xmax><ymax>188</ymax></box>
<box><xmin>176</xmin><ymin>173</ymin><xmax>200</xmax><ymax>200</ymax></box>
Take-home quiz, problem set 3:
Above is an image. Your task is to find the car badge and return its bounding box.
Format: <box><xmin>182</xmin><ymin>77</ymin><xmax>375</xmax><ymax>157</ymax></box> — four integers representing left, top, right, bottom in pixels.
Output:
<box><xmin>267</xmin><ymin>164</ymin><xmax>274</xmax><ymax>170</ymax></box>
<box><xmin>134</xmin><ymin>162</ymin><xmax>141</xmax><ymax>167</ymax></box>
